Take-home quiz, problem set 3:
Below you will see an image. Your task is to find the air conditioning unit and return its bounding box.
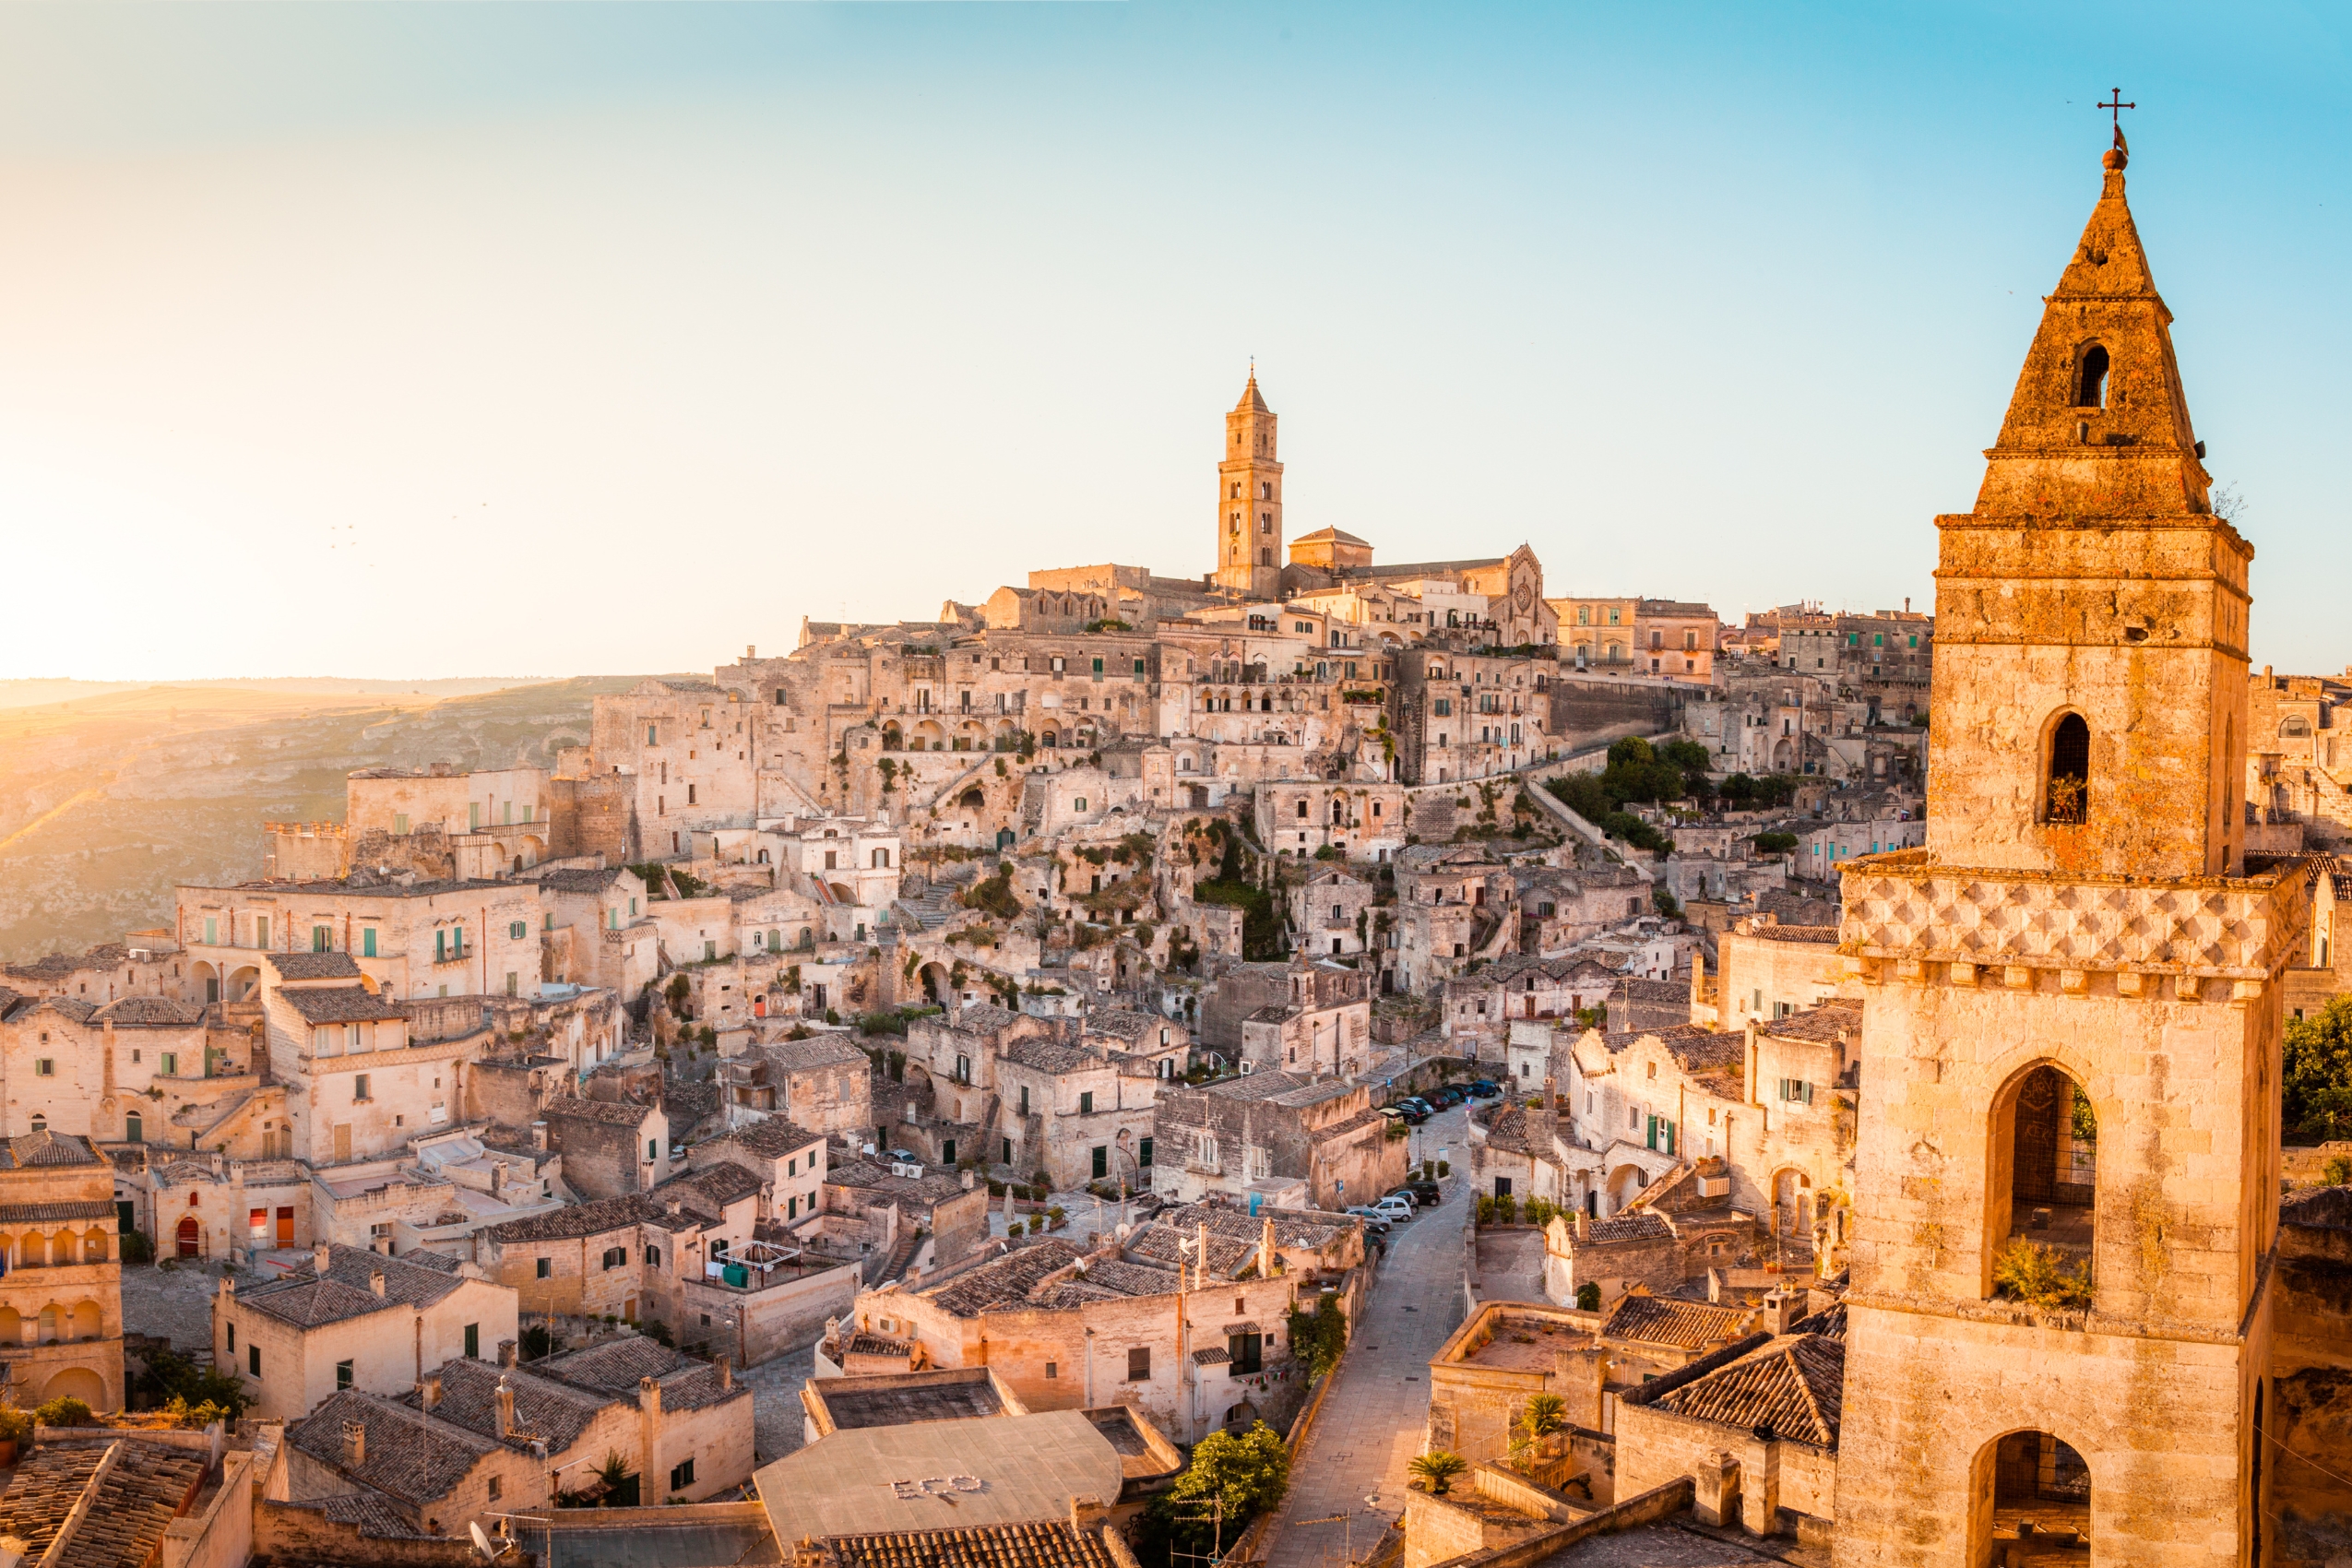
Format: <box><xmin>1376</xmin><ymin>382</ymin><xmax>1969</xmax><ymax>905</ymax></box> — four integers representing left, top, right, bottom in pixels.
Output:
<box><xmin>1697</xmin><ymin>1175</ymin><xmax>1730</xmax><ymax>1199</ymax></box>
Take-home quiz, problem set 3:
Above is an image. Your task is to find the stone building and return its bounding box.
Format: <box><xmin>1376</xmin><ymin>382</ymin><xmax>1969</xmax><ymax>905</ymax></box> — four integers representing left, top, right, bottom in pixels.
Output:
<box><xmin>216</xmin><ymin>1241</ymin><xmax>517</xmax><ymax>1420</ymax></box>
<box><xmin>1832</xmin><ymin>144</ymin><xmax>2284</xmax><ymax>1563</ymax></box>
<box><xmin>536</xmin><ymin>1095</ymin><xmax>671</xmax><ymax>1201</ymax></box>
<box><xmin>0</xmin><ymin>1130</ymin><xmax>125</xmax><ymax>1410</ymax></box>
<box><xmin>1151</xmin><ymin>1071</ymin><xmax>1401</xmax><ymax>1211</ymax></box>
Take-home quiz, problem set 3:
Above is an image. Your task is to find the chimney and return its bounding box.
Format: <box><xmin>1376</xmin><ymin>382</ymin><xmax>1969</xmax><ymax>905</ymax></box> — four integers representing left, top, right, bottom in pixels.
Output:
<box><xmin>716</xmin><ymin>1353</ymin><xmax>732</xmax><ymax>1392</ymax></box>
<box><xmin>531</xmin><ymin>1121</ymin><xmax>549</xmax><ymax>1151</ymax></box>
<box><xmin>421</xmin><ymin>1373</ymin><xmax>442</xmax><ymax>1410</ymax></box>
<box><xmin>498</xmin><ymin>1339</ymin><xmax>518</xmax><ymax>1369</ymax></box>
<box><xmin>313</xmin><ymin>1241</ymin><xmax>332</xmax><ymax>1276</ymax></box>
<box><xmin>639</xmin><ymin>1374</ymin><xmax>663</xmax><ymax>1423</ymax></box>
<box><xmin>667</xmin><ymin>1199</ymin><xmax>683</xmax><ymax>1218</ymax></box>
<box><xmin>747</xmin><ymin>646</ymin><xmax>757</xmax><ymax>659</ymax></box>
<box><xmin>961</xmin><ymin>1170</ymin><xmax>974</xmax><ymax>1191</ymax></box>
<box><xmin>493</xmin><ymin>1376</ymin><xmax>517</xmax><ymax>1439</ymax></box>
<box><xmin>341</xmin><ymin>1419</ymin><xmax>366</xmax><ymax>1467</ymax></box>
<box><xmin>368</xmin><ymin>1269</ymin><xmax>386</xmax><ymax>1298</ymax></box>
<box><xmin>218</xmin><ymin>1274</ymin><xmax>235</xmax><ymax>1301</ymax></box>
<box><xmin>1762</xmin><ymin>1289</ymin><xmax>1799</xmax><ymax>1336</ymax></box>
<box><xmin>491</xmin><ymin>1163</ymin><xmax>505</xmax><ymax>1198</ymax></box>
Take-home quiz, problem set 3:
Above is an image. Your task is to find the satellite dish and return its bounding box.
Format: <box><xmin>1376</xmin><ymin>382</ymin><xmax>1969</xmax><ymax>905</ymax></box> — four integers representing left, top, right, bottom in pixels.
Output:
<box><xmin>469</xmin><ymin>1522</ymin><xmax>506</xmax><ymax>1561</ymax></box>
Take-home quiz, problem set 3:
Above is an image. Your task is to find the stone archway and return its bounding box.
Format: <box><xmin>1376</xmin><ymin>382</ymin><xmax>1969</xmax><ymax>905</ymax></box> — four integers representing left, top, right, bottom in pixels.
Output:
<box><xmin>1967</xmin><ymin>1428</ymin><xmax>2092</xmax><ymax>1564</ymax></box>
<box><xmin>40</xmin><ymin>1366</ymin><xmax>104</xmax><ymax>1409</ymax></box>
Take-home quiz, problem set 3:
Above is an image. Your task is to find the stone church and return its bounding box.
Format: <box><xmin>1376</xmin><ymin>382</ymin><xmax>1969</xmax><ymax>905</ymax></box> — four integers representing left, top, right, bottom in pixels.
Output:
<box><xmin>1831</xmin><ymin>137</ymin><xmax>2347</xmax><ymax>1563</ymax></box>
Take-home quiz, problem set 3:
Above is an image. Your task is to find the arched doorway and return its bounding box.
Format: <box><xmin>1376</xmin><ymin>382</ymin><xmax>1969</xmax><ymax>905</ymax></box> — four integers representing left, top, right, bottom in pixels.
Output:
<box><xmin>1772</xmin><ymin>1169</ymin><xmax>1812</xmax><ymax>1237</ymax></box>
<box><xmin>175</xmin><ymin>1216</ymin><xmax>201</xmax><ymax>1259</ymax></box>
<box><xmin>920</xmin><ymin>963</ymin><xmax>953</xmax><ymax>1005</ymax></box>
<box><xmin>225</xmin><ymin>966</ymin><xmax>261</xmax><ymax>1004</ymax></box>
<box><xmin>1969</xmin><ymin>1430</ymin><xmax>2091</xmax><ymax>1563</ymax></box>
<box><xmin>1989</xmin><ymin>1063</ymin><xmax>2097</xmax><ymax>1299</ymax></box>
<box><xmin>193</xmin><ymin>961</ymin><xmax>220</xmax><ymax>1004</ymax></box>
<box><xmin>40</xmin><ymin>1367</ymin><xmax>104</xmax><ymax>1409</ymax></box>
<box><xmin>1604</xmin><ymin>1163</ymin><xmax>1647</xmax><ymax>1215</ymax></box>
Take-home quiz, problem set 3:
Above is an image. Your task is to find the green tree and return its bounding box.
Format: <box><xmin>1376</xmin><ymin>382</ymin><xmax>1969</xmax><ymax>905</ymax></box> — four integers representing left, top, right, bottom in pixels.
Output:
<box><xmin>1138</xmin><ymin>1422</ymin><xmax>1290</xmax><ymax>1565</ymax></box>
<box><xmin>1286</xmin><ymin>1293</ymin><xmax>1348</xmax><ymax>1377</ymax></box>
<box><xmin>1575</xmin><ymin>1281</ymin><xmax>1601</xmax><ymax>1312</ymax></box>
<box><xmin>2285</xmin><ymin>997</ymin><xmax>2352</xmax><ymax>1141</ymax></box>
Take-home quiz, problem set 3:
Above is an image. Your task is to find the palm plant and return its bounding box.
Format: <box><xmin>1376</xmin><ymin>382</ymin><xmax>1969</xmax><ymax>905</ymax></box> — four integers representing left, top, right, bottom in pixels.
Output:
<box><xmin>1409</xmin><ymin>1451</ymin><xmax>1468</xmax><ymax>1495</ymax></box>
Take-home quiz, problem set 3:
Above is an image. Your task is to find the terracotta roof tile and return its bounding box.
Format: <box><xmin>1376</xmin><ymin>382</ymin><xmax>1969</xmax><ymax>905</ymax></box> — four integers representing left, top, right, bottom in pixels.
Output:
<box><xmin>1656</xmin><ymin>1333</ymin><xmax>1845</xmax><ymax>1448</ymax></box>
<box><xmin>1601</xmin><ymin>1293</ymin><xmax>1752</xmax><ymax>1351</ymax></box>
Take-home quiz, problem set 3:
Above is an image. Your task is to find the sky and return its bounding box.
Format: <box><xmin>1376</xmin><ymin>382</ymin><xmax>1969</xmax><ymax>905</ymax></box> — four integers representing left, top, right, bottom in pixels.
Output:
<box><xmin>2</xmin><ymin>2</ymin><xmax>2347</xmax><ymax>682</ymax></box>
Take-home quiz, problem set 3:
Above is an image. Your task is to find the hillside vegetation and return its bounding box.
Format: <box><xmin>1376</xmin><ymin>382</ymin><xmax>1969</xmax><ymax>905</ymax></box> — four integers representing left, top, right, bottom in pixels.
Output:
<box><xmin>0</xmin><ymin>677</ymin><xmax>650</xmax><ymax>963</ymax></box>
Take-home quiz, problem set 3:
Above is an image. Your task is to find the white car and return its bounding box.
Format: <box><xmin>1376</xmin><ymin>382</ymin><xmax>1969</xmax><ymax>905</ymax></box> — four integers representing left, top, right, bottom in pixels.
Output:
<box><xmin>1372</xmin><ymin>1195</ymin><xmax>1415</xmax><ymax>1223</ymax></box>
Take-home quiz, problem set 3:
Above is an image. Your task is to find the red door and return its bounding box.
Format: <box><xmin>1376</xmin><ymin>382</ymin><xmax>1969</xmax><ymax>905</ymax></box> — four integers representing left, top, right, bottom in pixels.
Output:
<box><xmin>276</xmin><ymin>1207</ymin><xmax>295</xmax><ymax>1246</ymax></box>
<box><xmin>175</xmin><ymin>1217</ymin><xmax>201</xmax><ymax>1259</ymax></box>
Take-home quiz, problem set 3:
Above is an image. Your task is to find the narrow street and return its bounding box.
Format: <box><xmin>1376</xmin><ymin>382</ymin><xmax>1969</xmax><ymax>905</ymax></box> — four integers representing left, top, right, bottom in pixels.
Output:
<box><xmin>1262</xmin><ymin>1102</ymin><xmax>1475</xmax><ymax>1568</ymax></box>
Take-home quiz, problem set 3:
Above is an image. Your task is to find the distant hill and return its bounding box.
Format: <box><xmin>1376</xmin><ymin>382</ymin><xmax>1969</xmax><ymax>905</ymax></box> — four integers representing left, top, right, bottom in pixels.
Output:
<box><xmin>0</xmin><ymin>676</ymin><xmax>656</xmax><ymax>963</ymax></box>
<box><xmin>0</xmin><ymin>676</ymin><xmax>556</xmax><ymax>711</ymax></box>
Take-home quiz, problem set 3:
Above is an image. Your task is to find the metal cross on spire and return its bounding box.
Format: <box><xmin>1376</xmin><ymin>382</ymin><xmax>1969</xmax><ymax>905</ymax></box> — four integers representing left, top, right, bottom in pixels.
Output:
<box><xmin>2099</xmin><ymin>88</ymin><xmax>2134</xmax><ymax>149</ymax></box>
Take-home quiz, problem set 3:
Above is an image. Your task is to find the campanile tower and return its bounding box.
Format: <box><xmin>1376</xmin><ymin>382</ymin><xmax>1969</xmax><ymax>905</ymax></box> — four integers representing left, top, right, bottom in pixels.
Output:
<box><xmin>1833</xmin><ymin>141</ymin><xmax>2290</xmax><ymax>1565</ymax></box>
<box><xmin>1214</xmin><ymin>371</ymin><xmax>1283</xmax><ymax>598</ymax></box>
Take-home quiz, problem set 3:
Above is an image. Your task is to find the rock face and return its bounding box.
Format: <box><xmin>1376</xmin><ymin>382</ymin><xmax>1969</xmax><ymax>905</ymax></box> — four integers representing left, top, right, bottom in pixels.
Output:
<box><xmin>0</xmin><ymin>677</ymin><xmax>632</xmax><ymax>961</ymax></box>
<box><xmin>1833</xmin><ymin>149</ymin><xmax>2281</xmax><ymax>1567</ymax></box>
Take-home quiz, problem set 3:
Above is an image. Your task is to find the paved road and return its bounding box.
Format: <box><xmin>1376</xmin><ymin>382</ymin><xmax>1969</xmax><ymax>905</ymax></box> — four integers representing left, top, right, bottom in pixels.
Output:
<box><xmin>1263</xmin><ymin>1103</ymin><xmax>1475</xmax><ymax>1568</ymax></box>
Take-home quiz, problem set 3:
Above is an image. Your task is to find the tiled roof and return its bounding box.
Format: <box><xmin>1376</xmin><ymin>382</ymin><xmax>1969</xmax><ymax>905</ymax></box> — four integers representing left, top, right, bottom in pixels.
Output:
<box><xmin>826</xmin><ymin>1521</ymin><xmax>1117</xmax><ymax>1568</ymax></box>
<box><xmin>317</xmin><ymin>1491</ymin><xmax>435</xmax><ymax>1539</ymax></box>
<box><xmin>725</xmin><ymin>1118</ymin><xmax>826</xmax><ymax>1159</ymax></box>
<box><xmin>1083</xmin><ymin>1010</ymin><xmax>1165</xmax><ymax>1042</ymax></box>
<box><xmin>89</xmin><ymin>997</ymin><xmax>205</xmax><ymax>1027</ymax></box>
<box><xmin>1002</xmin><ymin>1039</ymin><xmax>1099</xmax><ymax>1075</ymax></box>
<box><xmin>1156</xmin><ymin>1201</ymin><xmax>1355</xmax><ymax>1252</ymax></box>
<box><xmin>1</xmin><ymin>948</ymin><xmax>125</xmax><ymax>981</ymax></box>
<box><xmin>1192</xmin><ymin>1347</ymin><xmax>1231</xmax><ymax>1365</ymax></box>
<box><xmin>533</xmin><ymin>867</ymin><xmax>628</xmax><ymax>894</ymax></box>
<box><xmin>1123</xmin><ymin>1226</ymin><xmax>1254</xmax><ymax>1280</ymax></box>
<box><xmin>534</xmin><ymin>1334</ymin><xmax>700</xmax><ymax>1396</ymax></box>
<box><xmin>1584</xmin><ymin>1211</ymin><xmax>1673</xmax><ymax>1244</ymax></box>
<box><xmin>917</xmin><ymin>1241</ymin><xmax>1083</xmax><ymax>1317</ymax></box>
<box><xmin>541</xmin><ymin>1095</ymin><xmax>657</xmax><ymax>1128</ymax></box>
<box><xmin>267</xmin><ymin>951</ymin><xmax>364</xmax><ymax>980</ymax></box>
<box><xmin>0</xmin><ymin>1201</ymin><xmax>117</xmax><ymax>1224</ymax></box>
<box><xmin>1752</xmin><ymin>924</ymin><xmax>1838</xmax><ymax>944</ymax></box>
<box><xmin>661</xmin><ymin>1163</ymin><xmax>761</xmax><ymax>1215</ymax></box>
<box><xmin>281</xmin><ymin>987</ymin><xmax>405</xmax><ymax>1025</ymax></box>
<box><xmin>51</xmin><ymin>1440</ymin><xmax>208</xmax><ymax>1568</ymax></box>
<box><xmin>766</xmin><ymin>1036</ymin><xmax>873</xmax><ymax>1072</ymax></box>
<box><xmin>400</xmin><ymin>1358</ymin><xmax>611</xmax><ymax>1455</ymax></box>
<box><xmin>944</xmin><ymin>1004</ymin><xmax>1021</xmax><ymax>1037</ymax></box>
<box><xmin>1758</xmin><ymin>1000</ymin><xmax>1862</xmax><ymax>1043</ymax></box>
<box><xmin>290</xmin><ymin>1390</ymin><xmax>501</xmax><ymax>1504</ymax></box>
<box><xmin>0</xmin><ymin>1131</ymin><xmax>104</xmax><ymax>1170</ymax></box>
<box><xmin>0</xmin><ymin>1444</ymin><xmax>107</xmax><ymax>1555</ymax></box>
<box><xmin>238</xmin><ymin>1244</ymin><xmax>463</xmax><ymax>1327</ymax></box>
<box><xmin>487</xmin><ymin>1193</ymin><xmax>664</xmax><ymax>1244</ymax></box>
<box><xmin>1601</xmin><ymin>1293</ymin><xmax>1752</xmax><ymax>1351</ymax></box>
<box><xmin>1789</xmin><ymin>1301</ymin><xmax>1847</xmax><ymax>1340</ymax></box>
<box><xmin>1656</xmin><ymin>1333</ymin><xmax>1846</xmax><ymax>1449</ymax></box>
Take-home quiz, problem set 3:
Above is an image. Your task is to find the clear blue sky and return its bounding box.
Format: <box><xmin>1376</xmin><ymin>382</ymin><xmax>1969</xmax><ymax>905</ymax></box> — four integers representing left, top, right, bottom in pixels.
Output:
<box><xmin>2</xmin><ymin>2</ymin><xmax>2345</xmax><ymax>681</ymax></box>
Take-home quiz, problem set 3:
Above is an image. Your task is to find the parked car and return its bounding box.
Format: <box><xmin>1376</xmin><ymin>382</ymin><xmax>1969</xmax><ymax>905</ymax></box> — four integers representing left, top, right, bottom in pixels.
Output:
<box><xmin>1467</xmin><ymin>1081</ymin><xmax>1503</xmax><ymax>1099</ymax></box>
<box><xmin>1346</xmin><ymin>1206</ymin><xmax>1393</xmax><ymax>1235</ymax></box>
<box><xmin>1429</xmin><ymin>1086</ymin><xmax>1466</xmax><ymax>1108</ymax></box>
<box><xmin>1372</xmin><ymin>1196</ymin><xmax>1415</xmax><ymax>1223</ymax></box>
<box><xmin>1390</xmin><ymin>1101</ymin><xmax>1430</xmax><ymax>1125</ymax></box>
<box><xmin>1382</xmin><ymin>1187</ymin><xmax>1419</xmax><ymax>1209</ymax></box>
<box><xmin>1402</xmin><ymin>1180</ymin><xmax>1443</xmax><ymax>1206</ymax></box>
<box><xmin>1397</xmin><ymin>1096</ymin><xmax>1434</xmax><ymax>1114</ymax></box>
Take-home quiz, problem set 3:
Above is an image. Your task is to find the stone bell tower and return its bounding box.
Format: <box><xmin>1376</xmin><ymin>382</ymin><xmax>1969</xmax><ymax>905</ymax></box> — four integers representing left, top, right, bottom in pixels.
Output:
<box><xmin>1833</xmin><ymin>141</ymin><xmax>2292</xmax><ymax>1566</ymax></box>
<box><xmin>1214</xmin><ymin>371</ymin><xmax>1283</xmax><ymax>599</ymax></box>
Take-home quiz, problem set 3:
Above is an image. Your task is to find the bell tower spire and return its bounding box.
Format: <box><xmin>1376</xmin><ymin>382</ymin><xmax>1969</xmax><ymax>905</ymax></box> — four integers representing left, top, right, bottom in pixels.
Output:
<box><xmin>1926</xmin><ymin>142</ymin><xmax>2250</xmax><ymax>879</ymax></box>
<box><xmin>1214</xmin><ymin>368</ymin><xmax>1283</xmax><ymax>598</ymax></box>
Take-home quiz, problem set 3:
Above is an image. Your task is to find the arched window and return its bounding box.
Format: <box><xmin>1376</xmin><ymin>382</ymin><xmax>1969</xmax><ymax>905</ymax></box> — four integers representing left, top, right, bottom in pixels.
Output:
<box><xmin>1988</xmin><ymin>1062</ymin><xmax>2097</xmax><ymax>1303</ymax></box>
<box><xmin>2046</xmin><ymin>713</ymin><xmax>2090</xmax><ymax>823</ymax></box>
<box><xmin>2075</xmin><ymin>344</ymin><xmax>2109</xmax><ymax>408</ymax></box>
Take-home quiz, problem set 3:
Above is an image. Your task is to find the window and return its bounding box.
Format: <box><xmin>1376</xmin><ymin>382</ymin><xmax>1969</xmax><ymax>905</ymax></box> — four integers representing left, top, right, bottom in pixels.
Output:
<box><xmin>602</xmin><ymin>1247</ymin><xmax>627</xmax><ymax>1270</ymax></box>
<box><xmin>2076</xmin><ymin>343</ymin><xmax>2110</xmax><ymax>408</ymax></box>
<box><xmin>33</xmin><ymin>1059</ymin><xmax>52</xmax><ymax>1077</ymax></box>
<box><xmin>204</xmin><ymin>917</ymin><xmax>217</xmax><ymax>945</ymax></box>
<box><xmin>248</xmin><ymin>1346</ymin><xmax>261</xmax><ymax>1377</ymax></box>
<box><xmin>1127</xmin><ymin>1347</ymin><xmax>1151</xmax><ymax>1381</ymax></box>
<box><xmin>125</xmin><ymin>1112</ymin><xmax>142</xmax><ymax>1143</ymax></box>
<box><xmin>255</xmin><ymin>916</ymin><xmax>269</xmax><ymax>947</ymax></box>
<box><xmin>1777</xmin><ymin>1078</ymin><xmax>1816</xmax><ymax>1105</ymax></box>
<box><xmin>488</xmin><ymin>1475</ymin><xmax>503</xmax><ymax>1502</ymax></box>
<box><xmin>537</xmin><ymin>1257</ymin><xmax>552</xmax><ymax>1278</ymax></box>
<box><xmin>465</xmin><ymin>1323</ymin><xmax>480</xmax><ymax>1359</ymax></box>
<box><xmin>362</xmin><ymin>927</ymin><xmax>376</xmax><ymax>958</ymax></box>
<box><xmin>353</xmin><ymin>1075</ymin><xmax>371</xmax><ymax>1102</ymax></box>
<box><xmin>1139</xmin><ymin>1136</ymin><xmax>1154</xmax><ymax>1168</ymax></box>
<box><xmin>509</xmin><ymin>921</ymin><xmax>528</xmax><ymax>941</ymax></box>
<box><xmin>227</xmin><ymin>1324</ymin><xmax>234</xmax><ymax>1351</ymax></box>
<box><xmin>312</xmin><ymin>925</ymin><xmax>332</xmax><ymax>953</ymax></box>
<box><xmin>1230</xmin><ymin>1332</ymin><xmax>1263</xmax><ymax>1373</ymax></box>
<box><xmin>1092</xmin><ymin>1146</ymin><xmax>1108</xmax><ymax>1180</ymax></box>
<box><xmin>646</xmin><ymin>1246</ymin><xmax>662</xmax><ymax>1270</ymax></box>
<box><xmin>2046</xmin><ymin>712</ymin><xmax>2091</xmax><ymax>824</ymax></box>
<box><xmin>1079</xmin><ymin>1090</ymin><xmax>1094</xmax><ymax>1115</ymax></box>
<box><xmin>671</xmin><ymin>1459</ymin><xmax>695</xmax><ymax>1491</ymax></box>
<box><xmin>337</xmin><ymin>1360</ymin><xmax>353</xmax><ymax>1391</ymax></box>
<box><xmin>1018</xmin><ymin>1087</ymin><xmax>1029</xmax><ymax>1115</ymax></box>
<box><xmin>1045</xmin><ymin>1362</ymin><xmax>1058</xmax><ymax>1380</ymax></box>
